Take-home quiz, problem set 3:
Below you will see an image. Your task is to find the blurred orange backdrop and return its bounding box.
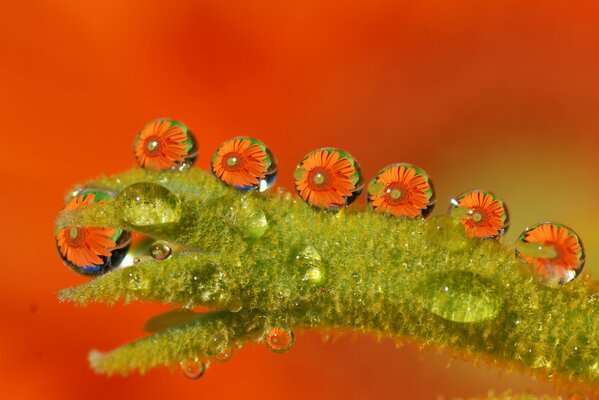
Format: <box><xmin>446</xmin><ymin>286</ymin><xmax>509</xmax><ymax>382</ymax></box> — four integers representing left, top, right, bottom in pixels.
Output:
<box><xmin>1</xmin><ymin>1</ymin><xmax>598</xmax><ymax>398</ymax></box>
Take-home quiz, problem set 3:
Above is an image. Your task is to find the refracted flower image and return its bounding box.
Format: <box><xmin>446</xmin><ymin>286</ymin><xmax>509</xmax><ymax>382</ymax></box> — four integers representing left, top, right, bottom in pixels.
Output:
<box><xmin>367</xmin><ymin>163</ymin><xmax>435</xmax><ymax>218</ymax></box>
<box><xmin>450</xmin><ymin>190</ymin><xmax>509</xmax><ymax>239</ymax></box>
<box><xmin>516</xmin><ymin>222</ymin><xmax>585</xmax><ymax>284</ymax></box>
<box><xmin>211</xmin><ymin>136</ymin><xmax>277</xmax><ymax>191</ymax></box>
<box><xmin>134</xmin><ymin>119</ymin><xmax>197</xmax><ymax>170</ymax></box>
<box><xmin>55</xmin><ymin>191</ymin><xmax>129</xmax><ymax>275</ymax></box>
<box><xmin>294</xmin><ymin>148</ymin><xmax>363</xmax><ymax>210</ymax></box>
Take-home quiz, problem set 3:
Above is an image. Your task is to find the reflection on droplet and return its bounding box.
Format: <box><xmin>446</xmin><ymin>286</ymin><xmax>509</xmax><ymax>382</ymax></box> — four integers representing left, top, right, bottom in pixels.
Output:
<box><xmin>449</xmin><ymin>189</ymin><xmax>509</xmax><ymax>239</ymax></box>
<box><xmin>295</xmin><ymin>246</ymin><xmax>324</xmax><ymax>284</ymax></box>
<box><xmin>516</xmin><ymin>222</ymin><xmax>585</xmax><ymax>285</ymax></box>
<box><xmin>418</xmin><ymin>271</ymin><xmax>503</xmax><ymax>323</ymax></box>
<box><xmin>214</xmin><ymin>347</ymin><xmax>233</xmax><ymax>362</ymax></box>
<box><xmin>179</xmin><ymin>357</ymin><xmax>206</xmax><ymax>380</ymax></box>
<box><xmin>150</xmin><ymin>240</ymin><xmax>172</xmax><ymax>261</ymax></box>
<box><xmin>265</xmin><ymin>327</ymin><xmax>295</xmax><ymax>353</ymax></box>
<box><xmin>425</xmin><ymin>215</ymin><xmax>469</xmax><ymax>252</ymax></box>
<box><xmin>115</xmin><ymin>182</ymin><xmax>181</xmax><ymax>227</ymax></box>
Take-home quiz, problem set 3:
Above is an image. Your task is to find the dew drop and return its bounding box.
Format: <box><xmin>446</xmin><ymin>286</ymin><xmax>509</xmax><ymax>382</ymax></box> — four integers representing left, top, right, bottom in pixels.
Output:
<box><xmin>56</xmin><ymin>189</ymin><xmax>131</xmax><ymax>276</ymax></box>
<box><xmin>115</xmin><ymin>182</ymin><xmax>181</xmax><ymax>227</ymax></box>
<box><xmin>206</xmin><ymin>332</ymin><xmax>228</xmax><ymax>357</ymax></box>
<box><xmin>265</xmin><ymin>327</ymin><xmax>295</xmax><ymax>354</ymax></box>
<box><xmin>150</xmin><ymin>240</ymin><xmax>172</xmax><ymax>261</ymax></box>
<box><xmin>134</xmin><ymin>119</ymin><xmax>198</xmax><ymax>171</ymax></box>
<box><xmin>367</xmin><ymin>163</ymin><xmax>435</xmax><ymax>218</ymax></box>
<box><xmin>515</xmin><ymin>222</ymin><xmax>585</xmax><ymax>285</ymax></box>
<box><xmin>425</xmin><ymin>215</ymin><xmax>469</xmax><ymax>252</ymax></box>
<box><xmin>294</xmin><ymin>147</ymin><xmax>363</xmax><ymax>210</ymax></box>
<box><xmin>211</xmin><ymin>137</ymin><xmax>277</xmax><ymax>192</ymax></box>
<box><xmin>228</xmin><ymin>199</ymin><xmax>268</xmax><ymax>240</ymax></box>
<box><xmin>449</xmin><ymin>189</ymin><xmax>509</xmax><ymax>239</ymax></box>
<box><xmin>179</xmin><ymin>357</ymin><xmax>206</xmax><ymax>380</ymax></box>
<box><xmin>295</xmin><ymin>246</ymin><xmax>324</xmax><ymax>284</ymax></box>
<box><xmin>418</xmin><ymin>271</ymin><xmax>503</xmax><ymax>323</ymax></box>
<box><xmin>214</xmin><ymin>347</ymin><xmax>233</xmax><ymax>362</ymax></box>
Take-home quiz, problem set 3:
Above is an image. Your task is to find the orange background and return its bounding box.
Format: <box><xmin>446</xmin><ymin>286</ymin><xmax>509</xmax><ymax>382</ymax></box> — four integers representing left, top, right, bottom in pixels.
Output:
<box><xmin>1</xmin><ymin>1</ymin><xmax>598</xmax><ymax>398</ymax></box>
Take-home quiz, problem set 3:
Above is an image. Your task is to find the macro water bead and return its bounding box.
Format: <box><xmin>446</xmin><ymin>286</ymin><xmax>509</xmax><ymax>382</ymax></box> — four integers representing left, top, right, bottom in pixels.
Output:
<box><xmin>55</xmin><ymin>190</ymin><xmax>130</xmax><ymax>275</ymax></box>
<box><xmin>211</xmin><ymin>137</ymin><xmax>277</xmax><ymax>191</ymax></box>
<box><xmin>294</xmin><ymin>148</ymin><xmax>363</xmax><ymax>209</ymax></box>
<box><xmin>449</xmin><ymin>190</ymin><xmax>509</xmax><ymax>239</ymax></box>
<box><xmin>265</xmin><ymin>327</ymin><xmax>295</xmax><ymax>354</ymax></box>
<box><xmin>367</xmin><ymin>163</ymin><xmax>435</xmax><ymax>218</ymax></box>
<box><xmin>133</xmin><ymin>118</ymin><xmax>198</xmax><ymax>170</ymax></box>
<box><xmin>516</xmin><ymin>222</ymin><xmax>585</xmax><ymax>284</ymax></box>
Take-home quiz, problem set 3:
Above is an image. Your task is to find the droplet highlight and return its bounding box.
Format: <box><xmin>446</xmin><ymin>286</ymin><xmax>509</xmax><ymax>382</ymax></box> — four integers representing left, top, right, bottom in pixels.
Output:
<box><xmin>179</xmin><ymin>357</ymin><xmax>206</xmax><ymax>379</ymax></box>
<box><xmin>134</xmin><ymin>118</ymin><xmax>197</xmax><ymax>171</ymax></box>
<box><xmin>265</xmin><ymin>327</ymin><xmax>295</xmax><ymax>353</ymax></box>
<box><xmin>294</xmin><ymin>148</ymin><xmax>363</xmax><ymax>210</ymax></box>
<box><xmin>516</xmin><ymin>222</ymin><xmax>585</xmax><ymax>285</ymax></box>
<box><xmin>449</xmin><ymin>189</ymin><xmax>509</xmax><ymax>239</ymax></box>
<box><xmin>55</xmin><ymin>189</ymin><xmax>130</xmax><ymax>276</ymax></box>
<box><xmin>115</xmin><ymin>182</ymin><xmax>181</xmax><ymax>227</ymax></box>
<box><xmin>211</xmin><ymin>137</ymin><xmax>277</xmax><ymax>191</ymax></box>
<box><xmin>150</xmin><ymin>240</ymin><xmax>172</xmax><ymax>261</ymax></box>
<box><xmin>367</xmin><ymin>163</ymin><xmax>435</xmax><ymax>218</ymax></box>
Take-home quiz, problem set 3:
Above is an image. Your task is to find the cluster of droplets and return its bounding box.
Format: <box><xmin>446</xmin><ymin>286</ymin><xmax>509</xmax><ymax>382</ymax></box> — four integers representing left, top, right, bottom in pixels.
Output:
<box><xmin>56</xmin><ymin>118</ymin><xmax>588</xmax><ymax>378</ymax></box>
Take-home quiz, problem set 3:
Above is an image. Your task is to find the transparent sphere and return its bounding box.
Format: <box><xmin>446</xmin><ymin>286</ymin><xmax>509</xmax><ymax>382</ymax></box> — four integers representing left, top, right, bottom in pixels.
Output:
<box><xmin>294</xmin><ymin>147</ymin><xmax>363</xmax><ymax>210</ymax></box>
<box><xmin>449</xmin><ymin>189</ymin><xmax>509</xmax><ymax>239</ymax></box>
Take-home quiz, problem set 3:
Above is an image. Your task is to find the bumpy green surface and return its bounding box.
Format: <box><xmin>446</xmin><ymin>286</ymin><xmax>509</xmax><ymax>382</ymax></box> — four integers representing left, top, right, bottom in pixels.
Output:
<box><xmin>56</xmin><ymin>168</ymin><xmax>598</xmax><ymax>387</ymax></box>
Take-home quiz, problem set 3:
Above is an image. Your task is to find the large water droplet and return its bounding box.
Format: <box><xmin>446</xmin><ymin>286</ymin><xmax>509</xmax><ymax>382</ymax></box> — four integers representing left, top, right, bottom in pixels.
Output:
<box><xmin>425</xmin><ymin>215</ymin><xmax>469</xmax><ymax>252</ymax></box>
<box><xmin>515</xmin><ymin>222</ymin><xmax>585</xmax><ymax>285</ymax></box>
<box><xmin>150</xmin><ymin>240</ymin><xmax>172</xmax><ymax>261</ymax></box>
<box><xmin>265</xmin><ymin>327</ymin><xmax>295</xmax><ymax>353</ymax></box>
<box><xmin>179</xmin><ymin>357</ymin><xmax>207</xmax><ymax>379</ymax></box>
<box><xmin>227</xmin><ymin>198</ymin><xmax>268</xmax><ymax>240</ymax></box>
<box><xmin>418</xmin><ymin>271</ymin><xmax>503</xmax><ymax>323</ymax></box>
<box><xmin>115</xmin><ymin>182</ymin><xmax>181</xmax><ymax>227</ymax></box>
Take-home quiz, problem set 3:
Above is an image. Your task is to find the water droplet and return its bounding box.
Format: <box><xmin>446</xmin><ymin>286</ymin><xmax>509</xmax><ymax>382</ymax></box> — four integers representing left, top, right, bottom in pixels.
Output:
<box><xmin>214</xmin><ymin>347</ymin><xmax>233</xmax><ymax>362</ymax></box>
<box><xmin>290</xmin><ymin>296</ymin><xmax>311</xmax><ymax>318</ymax></box>
<box><xmin>418</xmin><ymin>271</ymin><xmax>503</xmax><ymax>323</ymax></box>
<box><xmin>295</xmin><ymin>246</ymin><xmax>324</xmax><ymax>284</ymax></box>
<box><xmin>211</xmin><ymin>137</ymin><xmax>277</xmax><ymax>192</ymax></box>
<box><xmin>425</xmin><ymin>215</ymin><xmax>469</xmax><ymax>252</ymax></box>
<box><xmin>449</xmin><ymin>190</ymin><xmax>509</xmax><ymax>239</ymax></box>
<box><xmin>150</xmin><ymin>240</ymin><xmax>172</xmax><ymax>261</ymax></box>
<box><xmin>516</xmin><ymin>222</ymin><xmax>585</xmax><ymax>285</ymax></box>
<box><xmin>367</xmin><ymin>163</ymin><xmax>435</xmax><ymax>218</ymax></box>
<box><xmin>179</xmin><ymin>357</ymin><xmax>206</xmax><ymax>379</ymax></box>
<box><xmin>228</xmin><ymin>198</ymin><xmax>268</xmax><ymax>240</ymax></box>
<box><xmin>265</xmin><ymin>327</ymin><xmax>295</xmax><ymax>353</ymax></box>
<box><xmin>134</xmin><ymin>118</ymin><xmax>198</xmax><ymax>171</ymax></box>
<box><xmin>206</xmin><ymin>332</ymin><xmax>228</xmax><ymax>356</ymax></box>
<box><xmin>56</xmin><ymin>189</ymin><xmax>130</xmax><ymax>276</ymax></box>
<box><xmin>294</xmin><ymin>148</ymin><xmax>363</xmax><ymax>210</ymax></box>
<box><xmin>115</xmin><ymin>182</ymin><xmax>181</xmax><ymax>227</ymax></box>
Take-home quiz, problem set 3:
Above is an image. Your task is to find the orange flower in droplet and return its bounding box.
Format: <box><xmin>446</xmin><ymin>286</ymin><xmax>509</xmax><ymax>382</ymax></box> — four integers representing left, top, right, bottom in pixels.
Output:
<box><xmin>295</xmin><ymin>150</ymin><xmax>357</xmax><ymax>208</ymax></box>
<box><xmin>135</xmin><ymin>120</ymin><xmax>190</xmax><ymax>170</ymax></box>
<box><xmin>56</xmin><ymin>194</ymin><xmax>117</xmax><ymax>268</ymax></box>
<box><xmin>369</xmin><ymin>165</ymin><xmax>432</xmax><ymax>218</ymax></box>
<box><xmin>523</xmin><ymin>223</ymin><xmax>582</xmax><ymax>276</ymax></box>
<box><xmin>458</xmin><ymin>192</ymin><xmax>507</xmax><ymax>238</ymax></box>
<box><xmin>212</xmin><ymin>138</ymin><xmax>269</xmax><ymax>187</ymax></box>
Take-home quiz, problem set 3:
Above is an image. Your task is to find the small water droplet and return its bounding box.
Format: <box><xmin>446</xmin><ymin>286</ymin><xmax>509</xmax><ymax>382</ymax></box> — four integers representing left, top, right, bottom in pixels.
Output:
<box><xmin>134</xmin><ymin>119</ymin><xmax>198</xmax><ymax>171</ymax></box>
<box><xmin>515</xmin><ymin>222</ymin><xmax>585</xmax><ymax>285</ymax></box>
<box><xmin>206</xmin><ymin>332</ymin><xmax>228</xmax><ymax>356</ymax></box>
<box><xmin>133</xmin><ymin>257</ymin><xmax>141</xmax><ymax>264</ymax></box>
<box><xmin>214</xmin><ymin>347</ymin><xmax>233</xmax><ymax>362</ymax></box>
<box><xmin>179</xmin><ymin>357</ymin><xmax>206</xmax><ymax>379</ymax></box>
<box><xmin>290</xmin><ymin>296</ymin><xmax>311</xmax><ymax>318</ymax></box>
<box><xmin>449</xmin><ymin>189</ymin><xmax>509</xmax><ymax>239</ymax></box>
<box><xmin>418</xmin><ymin>271</ymin><xmax>503</xmax><ymax>323</ymax></box>
<box><xmin>351</xmin><ymin>272</ymin><xmax>361</xmax><ymax>283</ymax></box>
<box><xmin>367</xmin><ymin>163</ymin><xmax>435</xmax><ymax>218</ymax></box>
<box><xmin>265</xmin><ymin>327</ymin><xmax>295</xmax><ymax>353</ymax></box>
<box><xmin>294</xmin><ymin>148</ymin><xmax>363</xmax><ymax>210</ymax></box>
<box><xmin>115</xmin><ymin>182</ymin><xmax>181</xmax><ymax>227</ymax></box>
<box><xmin>150</xmin><ymin>240</ymin><xmax>172</xmax><ymax>261</ymax></box>
<box><xmin>295</xmin><ymin>246</ymin><xmax>324</xmax><ymax>284</ymax></box>
<box><xmin>425</xmin><ymin>215</ymin><xmax>469</xmax><ymax>252</ymax></box>
<box><xmin>211</xmin><ymin>137</ymin><xmax>277</xmax><ymax>192</ymax></box>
